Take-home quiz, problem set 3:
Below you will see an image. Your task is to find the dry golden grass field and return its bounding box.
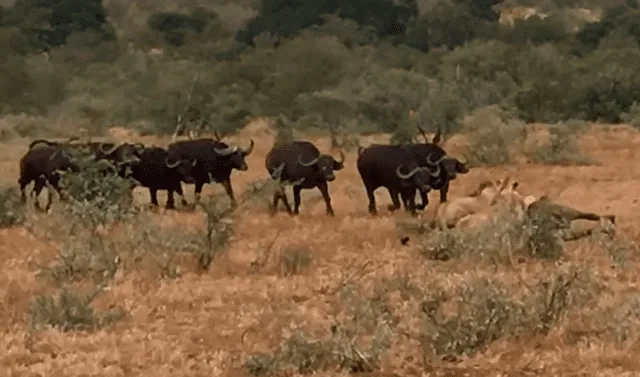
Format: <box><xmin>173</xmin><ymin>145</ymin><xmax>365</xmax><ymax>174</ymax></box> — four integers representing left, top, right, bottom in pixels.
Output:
<box><xmin>2</xmin><ymin>119</ymin><xmax>640</xmax><ymax>377</ymax></box>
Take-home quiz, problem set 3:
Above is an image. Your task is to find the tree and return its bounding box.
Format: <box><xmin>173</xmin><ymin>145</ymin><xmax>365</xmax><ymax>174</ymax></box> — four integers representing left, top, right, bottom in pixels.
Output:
<box><xmin>236</xmin><ymin>0</ymin><xmax>418</xmax><ymax>46</ymax></box>
<box><xmin>3</xmin><ymin>0</ymin><xmax>114</xmax><ymax>51</ymax></box>
<box><xmin>148</xmin><ymin>7</ymin><xmax>219</xmax><ymax>47</ymax></box>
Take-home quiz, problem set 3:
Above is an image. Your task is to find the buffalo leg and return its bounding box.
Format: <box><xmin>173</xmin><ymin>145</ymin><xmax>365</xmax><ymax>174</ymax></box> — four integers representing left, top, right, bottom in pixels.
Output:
<box><xmin>366</xmin><ymin>186</ymin><xmax>378</xmax><ymax>215</ymax></box>
<box><xmin>194</xmin><ymin>182</ymin><xmax>205</xmax><ymax>205</ymax></box>
<box><xmin>317</xmin><ymin>182</ymin><xmax>334</xmax><ymax>216</ymax></box>
<box><xmin>415</xmin><ymin>189</ymin><xmax>430</xmax><ymax>211</ymax></box>
<box><xmin>406</xmin><ymin>193</ymin><xmax>418</xmax><ymax>217</ymax></box>
<box><xmin>221</xmin><ymin>179</ymin><xmax>237</xmax><ymax>208</ymax></box>
<box><xmin>292</xmin><ymin>186</ymin><xmax>302</xmax><ymax>215</ymax></box>
<box><xmin>19</xmin><ymin>178</ymin><xmax>30</xmax><ymax>203</ymax></box>
<box><xmin>439</xmin><ymin>181</ymin><xmax>449</xmax><ymax>203</ymax></box>
<box><xmin>166</xmin><ymin>189</ymin><xmax>177</xmax><ymax>210</ymax></box>
<box><xmin>271</xmin><ymin>187</ymin><xmax>292</xmax><ymax>214</ymax></box>
<box><xmin>33</xmin><ymin>179</ymin><xmax>45</xmax><ymax>211</ymax></box>
<box><xmin>386</xmin><ymin>188</ymin><xmax>402</xmax><ymax>212</ymax></box>
<box><xmin>400</xmin><ymin>190</ymin><xmax>415</xmax><ymax>214</ymax></box>
<box><xmin>44</xmin><ymin>186</ymin><xmax>56</xmax><ymax>212</ymax></box>
<box><xmin>149</xmin><ymin>188</ymin><xmax>159</xmax><ymax>207</ymax></box>
<box><xmin>174</xmin><ymin>184</ymin><xmax>188</xmax><ymax>206</ymax></box>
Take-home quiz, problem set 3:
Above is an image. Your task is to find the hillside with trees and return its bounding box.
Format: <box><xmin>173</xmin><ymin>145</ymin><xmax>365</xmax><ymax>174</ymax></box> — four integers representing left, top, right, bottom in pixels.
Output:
<box><xmin>0</xmin><ymin>0</ymin><xmax>637</xmax><ymax>139</ymax></box>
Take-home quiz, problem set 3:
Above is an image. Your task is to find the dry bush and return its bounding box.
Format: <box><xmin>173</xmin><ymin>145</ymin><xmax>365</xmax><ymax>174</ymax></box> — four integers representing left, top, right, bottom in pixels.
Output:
<box><xmin>460</xmin><ymin>106</ymin><xmax>528</xmax><ymax>166</ymax></box>
<box><xmin>416</xmin><ymin>212</ymin><xmax>562</xmax><ymax>262</ymax></box>
<box><xmin>0</xmin><ymin>185</ymin><xmax>26</xmax><ymax>228</ymax></box>
<box><xmin>28</xmin><ymin>285</ymin><xmax>126</xmax><ymax>332</ymax></box>
<box><xmin>525</xmin><ymin>123</ymin><xmax>594</xmax><ymax>166</ymax></box>
<box><xmin>246</xmin><ymin>260</ymin><xmax>605</xmax><ymax>374</ymax></box>
<box><xmin>245</xmin><ymin>284</ymin><xmax>394</xmax><ymax>375</ymax></box>
<box><xmin>419</xmin><ymin>266</ymin><xmax>602</xmax><ymax>361</ymax></box>
<box><xmin>621</xmin><ymin>101</ymin><xmax>640</xmax><ymax>129</ymax></box>
<box><xmin>279</xmin><ymin>247</ymin><xmax>312</xmax><ymax>276</ymax></box>
<box><xmin>0</xmin><ymin>113</ymin><xmax>49</xmax><ymax>139</ymax></box>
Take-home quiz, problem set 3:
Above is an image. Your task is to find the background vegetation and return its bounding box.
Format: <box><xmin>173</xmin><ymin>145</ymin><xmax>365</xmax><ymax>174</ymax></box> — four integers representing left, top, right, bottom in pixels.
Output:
<box><xmin>0</xmin><ymin>0</ymin><xmax>638</xmax><ymax>140</ymax></box>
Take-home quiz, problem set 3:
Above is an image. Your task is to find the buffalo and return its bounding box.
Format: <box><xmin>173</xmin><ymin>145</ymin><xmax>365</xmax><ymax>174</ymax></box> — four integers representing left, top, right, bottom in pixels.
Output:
<box><xmin>356</xmin><ymin>144</ymin><xmax>445</xmax><ymax>216</ymax></box>
<box><xmin>265</xmin><ymin>141</ymin><xmax>345</xmax><ymax>216</ymax></box>
<box><xmin>18</xmin><ymin>143</ymin><xmax>79</xmax><ymax>211</ymax></box>
<box><xmin>18</xmin><ymin>139</ymin><xmax>145</xmax><ymax>211</ymax></box>
<box><xmin>405</xmin><ymin>127</ymin><xmax>470</xmax><ymax>210</ymax></box>
<box><xmin>128</xmin><ymin>146</ymin><xmax>197</xmax><ymax>209</ymax></box>
<box><xmin>166</xmin><ymin>137</ymin><xmax>254</xmax><ymax>207</ymax></box>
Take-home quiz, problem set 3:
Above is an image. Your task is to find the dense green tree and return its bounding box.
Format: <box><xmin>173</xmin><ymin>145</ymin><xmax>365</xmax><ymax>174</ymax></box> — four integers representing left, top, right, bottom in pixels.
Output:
<box><xmin>236</xmin><ymin>0</ymin><xmax>417</xmax><ymax>46</ymax></box>
<box><xmin>3</xmin><ymin>0</ymin><xmax>114</xmax><ymax>51</ymax></box>
<box><xmin>148</xmin><ymin>8</ymin><xmax>219</xmax><ymax>47</ymax></box>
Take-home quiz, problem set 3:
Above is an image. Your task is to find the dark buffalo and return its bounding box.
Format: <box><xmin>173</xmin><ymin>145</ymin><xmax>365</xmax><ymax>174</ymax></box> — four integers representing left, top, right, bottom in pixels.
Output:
<box><xmin>18</xmin><ymin>143</ymin><xmax>78</xmax><ymax>211</ymax></box>
<box><xmin>18</xmin><ymin>139</ymin><xmax>145</xmax><ymax>211</ymax></box>
<box><xmin>166</xmin><ymin>137</ymin><xmax>254</xmax><ymax>206</ymax></box>
<box><xmin>356</xmin><ymin>144</ymin><xmax>444</xmax><ymax>216</ymax></box>
<box><xmin>128</xmin><ymin>147</ymin><xmax>197</xmax><ymax>209</ymax></box>
<box><xmin>405</xmin><ymin>127</ymin><xmax>470</xmax><ymax>209</ymax></box>
<box><xmin>265</xmin><ymin>141</ymin><xmax>345</xmax><ymax>216</ymax></box>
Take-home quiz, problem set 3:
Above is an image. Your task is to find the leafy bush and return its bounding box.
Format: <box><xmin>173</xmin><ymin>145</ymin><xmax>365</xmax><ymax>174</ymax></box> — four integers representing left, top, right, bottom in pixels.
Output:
<box><xmin>526</xmin><ymin>124</ymin><xmax>594</xmax><ymax>165</ymax></box>
<box><xmin>460</xmin><ymin>106</ymin><xmax>528</xmax><ymax>166</ymax></box>
<box><xmin>0</xmin><ymin>186</ymin><xmax>26</xmax><ymax>228</ymax></box>
<box><xmin>29</xmin><ymin>286</ymin><xmax>125</xmax><ymax>332</ymax></box>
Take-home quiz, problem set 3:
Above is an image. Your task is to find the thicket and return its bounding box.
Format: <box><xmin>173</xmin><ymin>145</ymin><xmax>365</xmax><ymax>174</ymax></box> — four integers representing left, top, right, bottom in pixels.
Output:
<box><xmin>0</xmin><ymin>0</ymin><xmax>638</xmax><ymax>139</ymax></box>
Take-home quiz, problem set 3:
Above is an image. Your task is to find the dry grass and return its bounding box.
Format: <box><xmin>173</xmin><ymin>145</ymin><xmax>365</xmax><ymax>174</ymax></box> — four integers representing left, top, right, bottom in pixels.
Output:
<box><xmin>2</xmin><ymin>119</ymin><xmax>640</xmax><ymax>376</ymax></box>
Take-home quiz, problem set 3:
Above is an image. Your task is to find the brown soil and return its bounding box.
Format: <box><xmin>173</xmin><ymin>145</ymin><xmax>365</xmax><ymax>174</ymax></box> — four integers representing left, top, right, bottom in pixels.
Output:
<box><xmin>1</xmin><ymin>120</ymin><xmax>640</xmax><ymax>377</ymax></box>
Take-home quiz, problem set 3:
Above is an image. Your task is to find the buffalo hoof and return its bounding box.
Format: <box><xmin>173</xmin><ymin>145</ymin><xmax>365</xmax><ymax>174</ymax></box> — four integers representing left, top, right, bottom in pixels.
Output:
<box><xmin>165</xmin><ymin>204</ymin><xmax>176</xmax><ymax>210</ymax></box>
<box><xmin>326</xmin><ymin>209</ymin><xmax>335</xmax><ymax>216</ymax></box>
<box><xmin>414</xmin><ymin>203</ymin><xmax>427</xmax><ymax>211</ymax></box>
<box><xmin>180</xmin><ymin>199</ymin><xmax>189</xmax><ymax>207</ymax></box>
<box><xmin>268</xmin><ymin>204</ymin><xmax>278</xmax><ymax>216</ymax></box>
<box><xmin>400</xmin><ymin>236</ymin><xmax>410</xmax><ymax>245</ymax></box>
<box><xmin>387</xmin><ymin>204</ymin><xmax>400</xmax><ymax>212</ymax></box>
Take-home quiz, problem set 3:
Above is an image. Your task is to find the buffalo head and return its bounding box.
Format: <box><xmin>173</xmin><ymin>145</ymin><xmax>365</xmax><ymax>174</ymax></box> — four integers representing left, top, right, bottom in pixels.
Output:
<box><xmin>97</xmin><ymin>141</ymin><xmax>145</xmax><ymax>164</ymax></box>
<box><xmin>298</xmin><ymin>151</ymin><xmax>345</xmax><ymax>182</ymax></box>
<box><xmin>213</xmin><ymin>139</ymin><xmax>254</xmax><ymax>171</ymax></box>
<box><xmin>397</xmin><ymin>153</ymin><xmax>446</xmax><ymax>192</ymax></box>
<box><xmin>165</xmin><ymin>157</ymin><xmax>197</xmax><ymax>184</ymax></box>
<box><xmin>442</xmin><ymin>155</ymin><xmax>470</xmax><ymax>180</ymax></box>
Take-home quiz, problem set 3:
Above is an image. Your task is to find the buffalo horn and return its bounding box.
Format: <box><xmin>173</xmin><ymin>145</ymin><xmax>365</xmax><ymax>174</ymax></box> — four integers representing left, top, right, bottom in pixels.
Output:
<box><xmin>298</xmin><ymin>154</ymin><xmax>319</xmax><ymax>167</ymax></box>
<box><xmin>459</xmin><ymin>153</ymin><xmax>469</xmax><ymax>165</ymax></box>
<box><xmin>240</xmin><ymin>139</ymin><xmax>254</xmax><ymax>155</ymax></box>
<box><xmin>29</xmin><ymin>139</ymin><xmax>54</xmax><ymax>150</ymax></box>
<box><xmin>213</xmin><ymin>145</ymin><xmax>238</xmax><ymax>156</ymax></box>
<box><xmin>426</xmin><ymin>153</ymin><xmax>448</xmax><ymax>167</ymax></box>
<box><xmin>99</xmin><ymin>142</ymin><xmax>122</xmax><ymax>155</ymax></box>
<box><xmin>165</xmin><ymin>157</ymin><xmax>181</xmax><ymax>168</ymax></box>
<box><xmin>396</xmin><ymin>165</ymin><xmax>421</xmax><ymax>180</ymax></box>
<box><xmin>416</xmin><ymin>124</ymin><xmax>429</xmax><ymax>144</ymax></box>
<box><xmin>336</xmin><ymin>151</ymin><xmax>345</xmax><ymax>164</ymax></box>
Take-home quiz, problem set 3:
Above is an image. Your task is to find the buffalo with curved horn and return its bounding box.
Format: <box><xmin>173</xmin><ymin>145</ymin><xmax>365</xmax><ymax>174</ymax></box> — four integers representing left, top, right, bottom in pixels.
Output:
<box><xmin>357</xmin><ymin>144</ymin><xmax>439</xmax><ymax>216</ymax></box>
<box><xmin>403</xmin><ymin>125</ymin><xmax>471</xmax><ymax>209</ymax></box>
<box><xmin>167</xmin><ymin>137</ymin><xmax>255</xmax><ymax>207</ymax></box>
<box><xmin>128</xmin><ymin>146</ymin><xmax>197</xmax><ymax>209</ymax></box>
<box><xmin>265</xmin><ymin>141</ymin><xmax>345</xmax><ymax>216</ymax></box>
